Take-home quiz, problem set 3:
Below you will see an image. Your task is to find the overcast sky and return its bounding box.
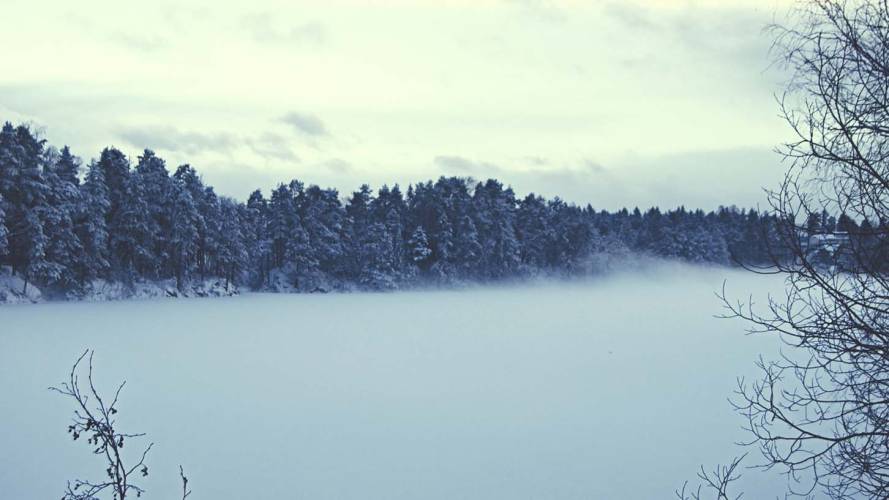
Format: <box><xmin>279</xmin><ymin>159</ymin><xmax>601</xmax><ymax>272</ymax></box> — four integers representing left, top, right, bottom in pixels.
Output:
<box><xmin>1</xmin><ymin>0</ymin><xmax>793</xmax><ymax>210</ymax></box>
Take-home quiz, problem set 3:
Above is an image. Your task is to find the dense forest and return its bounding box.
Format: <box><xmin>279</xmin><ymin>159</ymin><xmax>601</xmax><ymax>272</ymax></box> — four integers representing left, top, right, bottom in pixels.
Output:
<box><xmin>0</xmin><ymin>121</ymin><xmax>836</xmax><ymax>298</ymax></box>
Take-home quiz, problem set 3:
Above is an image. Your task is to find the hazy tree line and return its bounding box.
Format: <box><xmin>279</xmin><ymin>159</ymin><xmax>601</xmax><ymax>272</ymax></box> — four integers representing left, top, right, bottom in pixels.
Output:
<box><xmin>0</xmin><ymin>121</ymin><xmax>862</xmax><ymax>297</ymax></box>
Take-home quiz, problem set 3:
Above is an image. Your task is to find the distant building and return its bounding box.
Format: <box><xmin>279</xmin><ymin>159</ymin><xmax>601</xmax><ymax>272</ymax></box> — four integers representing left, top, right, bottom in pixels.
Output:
<box><xmin>800</xmin><ymin>231</ymin><xmax>853</xmax><ymax>267</ymax></box>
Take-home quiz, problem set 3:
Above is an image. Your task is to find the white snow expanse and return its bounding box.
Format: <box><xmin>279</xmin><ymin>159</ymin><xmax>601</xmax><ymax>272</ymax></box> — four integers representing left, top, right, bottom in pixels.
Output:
<box><xmin>0</xmin><ymin>262</ymin><xmax>791</xmax><ymax>499</ymax></box>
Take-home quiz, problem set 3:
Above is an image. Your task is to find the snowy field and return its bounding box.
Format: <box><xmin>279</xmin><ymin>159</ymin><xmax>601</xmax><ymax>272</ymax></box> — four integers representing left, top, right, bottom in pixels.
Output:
<box><xmin>0</xmin><ymin>262</ymin><xmax>790</xmax><ymax>499</ymax></box>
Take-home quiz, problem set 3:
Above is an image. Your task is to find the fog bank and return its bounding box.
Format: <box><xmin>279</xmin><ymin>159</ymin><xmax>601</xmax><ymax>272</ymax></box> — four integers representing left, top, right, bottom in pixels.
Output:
<box><xmin>0</xmin><ymin>263</ymin><xmax>789</xmax><ymax>499</ymax></box>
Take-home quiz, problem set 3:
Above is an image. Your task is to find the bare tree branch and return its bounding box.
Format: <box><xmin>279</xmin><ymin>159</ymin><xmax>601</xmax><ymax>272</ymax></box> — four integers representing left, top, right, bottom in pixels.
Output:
<box><xmin>721</xmin><ymin>2</ymin><xmax>889</xmax><ymax>498</ymax></box>
<box><xmin>51</xmin><ymin>350</ymin><xmax>191</xmax><ymax>500</ymax></box>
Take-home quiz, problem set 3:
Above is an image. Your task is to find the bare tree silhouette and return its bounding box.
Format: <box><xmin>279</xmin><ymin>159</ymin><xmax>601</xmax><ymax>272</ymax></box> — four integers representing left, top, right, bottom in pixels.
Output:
<box><xmin>51</xmin><ymin>350</ymin><xmax>190</xmax><ymax>500</ymax></box>
<box><xmin>719</xmin><ymin>1</ymin><xmax>889</xmax><ymax>498</ymax></box>
<box><xmin>675</xmin><ymin>455</ymin><xmax>746</xmax><ymax>500</ymax></box>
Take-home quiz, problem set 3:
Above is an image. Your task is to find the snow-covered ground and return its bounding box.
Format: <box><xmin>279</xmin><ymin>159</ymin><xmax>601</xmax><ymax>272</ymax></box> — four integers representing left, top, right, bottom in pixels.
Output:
<box><xmin>0</xmin><ymin>267</ymin><xmax>239</xmax><ymax>304</ymax></box>
<box><xmin>0</xmin><ymin>270</ymin><xmax>43</xmax><ymax>304</ymax></box>
<box><xmin>0</xmin><ymin>262</ymin><xmax>789</xmax><ymax>499</ymax></box>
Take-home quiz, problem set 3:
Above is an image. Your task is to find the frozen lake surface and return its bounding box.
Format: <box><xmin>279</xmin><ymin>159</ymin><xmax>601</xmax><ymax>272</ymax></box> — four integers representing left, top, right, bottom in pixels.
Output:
<box><xmin>0</xmin><ymin>262</ymin><xmax>789</xmax><ymax>499</ymax></box>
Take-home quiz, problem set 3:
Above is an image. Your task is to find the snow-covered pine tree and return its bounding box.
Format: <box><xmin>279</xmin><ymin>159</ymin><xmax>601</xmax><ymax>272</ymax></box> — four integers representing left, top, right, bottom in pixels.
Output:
<box><xmin>429</xmin><ymin>211</ymin><xmax>454</xmax><ymax>281</ymax></box>
<box><xmin>19</xmin><ymin>208</ymin><xmax>48</xmax><ymax>294</ymax></box>
<box><xmin>173</xmin><ymin>165</ymin><xmax>208</xmax><ymax>279</ymax></box>
<box><xmin>244</xmin><ymin>189</ymin><xmax>272</xmax><ymax>287</ymax></box>
<box><xmin>287</xmin><ymin>206</ymin><xmax>314</xmax><ymax>290</ymax></box>
<box><xmin>76</xmin><ymin>160</ymin><xmax>111</xmax><ymax>284</ymax></box>
<box><xmin>408</xmin><ymin>226</ymin><xmax>432</xmax><ymax>270</ymax></box>
<box><xmin>168</xmin><ymin>177</ymin><xmax>200</xmax><ymax>289</ymax></box>
<box><xmin>0</xmin><ymin>193</ymin><xmax>8</xmax><ymax>259</ymax></box>
<box><xmin>55</xmin><ymin>145</ymin><xmax>81</xmax><ymax>186</ymax></box>
<box><xmin>111</xmin><ymin>166</ymin><xmax>152</xmax><ymax>281</ymax></box>
<box><xmin>454</xmin><ymin>214</ymin><xmax>481</xmax><ymax>278</ymax></box>
<box><xmin>132</xmin><ymin>150</ymin><xmax>171</xmax><ymax>279</ymax></box>
<box><xmin>0</xmin><ymin>120</ymin><xmax>825</xmax><ymax>296</ymax></box>
<box><xmin>472</xmin><ymin>179</ymin><xmax>521</xmax><ymax>279</ymax></box>
<box><xmin>516</xmin><ymin>193</ymin><xmax>550</xmax><ymax>273</ymax></box>
<box><xmin>345</xmin><ymin>184</ymin><xmax>397</xmax><ymax>289</ymax></box>
<box><xmin>218</xmin><ymin>197</ymin><xmax>248</xmax><ymax>287</ymax></box>
<box><xmin>344</xmin><ymin>184</ymin><xmax>373</xmax><ymax>279</ymax></box>
<box><xmin>39</xmin><ymin>149</ymin><xmax>83</xmax><ymax>293</ymax></box>
<box><xmin>200</xmin><ymin>188</ymin><xmax>223</xmax><ymax>279</ymax></box>
<box><xmin>268</xmin><ymin>182</ymin><xmax>296</xmax><ymax>269</ymax></box>
<box><xmin>96</xmin><ymin>147</ymin><xmax>130</xmax><ymax>222</ymax></box>
<box><xmin>548</xmin><ymin>198</ymin><xmax>598</xmax><ymax>274</ymax></box>
<box><xmin>298</xmin><ymin>184</ymin><xmax>345</xmax><ymax>290</ymax></box>
<box><xmin>371</xmin><ymin>184</ymin><xmax>408</xmax><ymax>284</ymax></box>
<box><xmin>0</xmin><ymin>124</ymin><xmax>51</xmax><ymax>290</ymax></box>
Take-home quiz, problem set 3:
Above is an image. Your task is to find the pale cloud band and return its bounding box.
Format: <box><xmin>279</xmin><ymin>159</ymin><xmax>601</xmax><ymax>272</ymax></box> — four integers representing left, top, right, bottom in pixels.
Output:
<box><xmin>0</xmin><ymin>0</ymin><xmax>792</xmax><ymax>209</ymax></box>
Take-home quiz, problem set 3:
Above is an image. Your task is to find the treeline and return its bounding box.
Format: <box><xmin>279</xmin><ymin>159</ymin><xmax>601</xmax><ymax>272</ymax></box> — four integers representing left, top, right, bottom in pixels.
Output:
<box><xmin>0</xmin><ymin>122</ymin><xmax>786</xmax><ymax>297</ymax></box>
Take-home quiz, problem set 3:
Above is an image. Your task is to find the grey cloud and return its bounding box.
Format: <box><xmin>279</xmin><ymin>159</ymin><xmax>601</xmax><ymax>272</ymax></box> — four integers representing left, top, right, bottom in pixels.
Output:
<box><xmin>675</xmin><ymin>13</ymin><xmax>769</xmax><ymax>68</ymax></box>
<box><xmin>3</xmin><ymin>85</ymin><xmax>304</xmax><ymax>162</ymax></box>
<box><xmin>582</xmin><ymin>159</ymin><xmax>606</xmax><ymax>174</ymax></box>
<box><xmin>198</xmin><ymin>161</ymin><xmax>282</xmax><ymax>201</ymax></box>
<box><xmin>118</xmin><ymin>126</ymin><xmax>239</xmax><ymax>155</ymax></box>
<box><xmin>65</xmin><ymin>11</ymin><xmax>170</xmax><ymax>52</ymax></box>
<box><xmin>509</xmin><ymin>148</ymin><xmax>781</xmax><ymax>210</ymax></box>
<box><xmin>428</xmin><ymin>149</ymin><xmax>781</xmax><ymax>211</ymax></box>
<box><xmin>322</xmin><ymin>158</ymin><xmax>353</xmax><ymax>174</ymax></box>
<box><xmin>144</xmin><ymin>148</ymin><xmax>781</xmax><ymax>211</ymax></box>
<box><xmin>246</xmin><ymin>132</ymin><xmax>300</xmax><ymax>162</ymax></box>
<box><xmin>603</xmin><ymin>2</ymin><xmax>770</xmax><ymax>71</ymax></box>
<box><xmin>281</xmin><ymin>112</ymin><xmax>329</xmax><ymax>137</ymax></box>
<box><xmin>524</xmin><ymin>156</ymin><xmax>549</xmax><ymax>166</ymax></box>
<box><xmin>242</xmin><ymin>14</ymin><xmax>327</xmax><ymax>46</ymax></box>
<box><xmin>434</xmin><ymin>155</ymin><xmax>502</xmax><ymax>174</ymax></box>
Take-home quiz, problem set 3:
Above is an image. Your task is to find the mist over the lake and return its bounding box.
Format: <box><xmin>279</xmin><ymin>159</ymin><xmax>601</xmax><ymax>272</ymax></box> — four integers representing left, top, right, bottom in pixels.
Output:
<box><xmin>0</xmin><ymin>263</ymin><xmax>788</xmax><ymax>499</ymax></box>
<box><xmin>7</xmin><ymin>0</ymin><xmax>888</xmax><ymax>497</ymax></box>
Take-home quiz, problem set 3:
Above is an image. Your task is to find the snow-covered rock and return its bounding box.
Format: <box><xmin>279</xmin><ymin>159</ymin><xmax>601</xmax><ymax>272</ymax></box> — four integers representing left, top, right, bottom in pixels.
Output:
<box><xmin>0</xmin><ymin>268</ymin><xmax>239</xmax><ymax>305</ymax></box>
<box><xmin>0</xmin><ymin>268</ymin><xmax>43</xmax><ymax>304</ymax></box>
<box><xmin>81</xmin><ymin>278</ymin><xmax>239</xmax><ymax>302</ymax></box>
<box><xmin>264</xmin><ymin>266</ymin><xmax>336</xmax><ymax>294</ymax></box>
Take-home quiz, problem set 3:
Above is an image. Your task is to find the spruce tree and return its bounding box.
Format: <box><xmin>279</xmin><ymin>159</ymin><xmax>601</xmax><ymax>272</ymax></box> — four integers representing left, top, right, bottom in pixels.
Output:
<box><xmin>168</xmin><ymin>179</ymin><xmax>200</xmax><ymax>289</ymax></box>
<box><xmin>372</xmin><ymin>184</ymin><xmax>407</xmax><ymax>280</ymax></box>
<box><xmin>472</xmin><ymin>179</ymin><xmax>520</xmax><ymax>279</ymax></box>
<box><xmin>218</xmin><ymin>197</ymin><xmax>248</xmax><ymax>287</ymax></box>
<box><xmin>408</xmin><ymin>226</ymin><xmax>432</xmax><ymax>270</ymax></box>
<box><xmin>268</xmin><ymin>183</ymin><xmax>295</xmax><ymax>269</ymax></box>
<box><xmin>40</xmin><ymin>162</ymin><xmax>83</xmax><ymax>292</ymax></box>
<box><xmin>0</xmin><ymin>124</ymin><xmax>51</xmax><ymax>288</ymax></box>
<box><xmin>516</xmin><ymin>194</ymin><xmax>550</xmax><ymax>272</ymax></box>
<box><xmin>55</xmin><ymin>146</ymin><xmax>81</xmax><ymax>186</ymax></box>
<box><xmin>0</xmin><ymin>193</ymin><xmax>8</xmax><ymax>259</ymax></box>
<box><xmin>244</xmin><ymin>189</ymin><xmax>272</xmax><ymax>287</ymax></box>
<box><xmin>111</xmin><ymin>169</ymin><xmax>151</xmax><ymax>281</ymax></box>
<box><xmin>345</xmin><ymin>184</ymin><xmax>373</xmax><ymax>279</ymax></box>
<box><xmin>76</xmin><ymin>160</ymin><xmax>111</xmax><ymax>284</ymax></box>
<box><xmin>96</xmin><ymin>147</ymin><xmax>130</xmax><ymax>222</ymax></box>
<box><xmin>299</xmin><ymin>185</ymin><xmax>345</xmax><ymax>288</ymax></box>
<box><xmin>132</xmin><ymin>150</ymin><xmax>171</xmax><ymax>278</ymax></box>
<box><xmin>0</xmin><ymin>119</ymin><xmax>820</xmax><ymax>296</ymax></box>
<box><xmin>454</xmin><ymin>214</ymin><xmax>481</xmax><ymax>277</ymax></box>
